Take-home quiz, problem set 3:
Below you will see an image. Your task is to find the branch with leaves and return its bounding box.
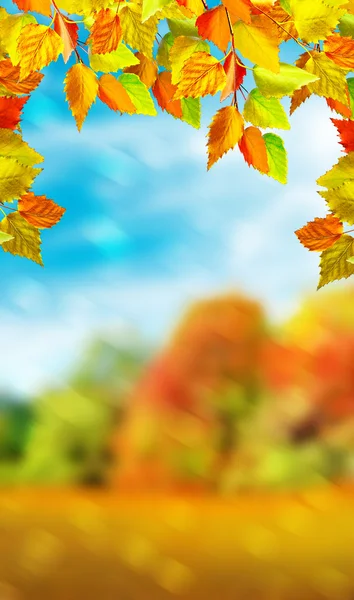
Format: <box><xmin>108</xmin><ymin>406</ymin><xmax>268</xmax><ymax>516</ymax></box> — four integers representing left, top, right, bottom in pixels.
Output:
<box><xmin>1</xmin><ymin>0</ymin><xmax>354</xmax><ymax>286</ymax></box>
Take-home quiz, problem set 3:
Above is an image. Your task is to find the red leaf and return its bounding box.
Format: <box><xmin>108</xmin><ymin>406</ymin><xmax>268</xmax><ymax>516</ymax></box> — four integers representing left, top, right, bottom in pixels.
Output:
<box><xmin>54</xmin><ymin>12</ymin><xmax>78</xmax><ymax>63</ymax></box>
<box><xmin>0</xmin><ymin>96</ymin><xmax>29</xmax><ymax>130</ymax></box>
<box><xmin>220</xmin><ymin>51</ymin><xmax>246</xmax><ymax>102</ymax></box>
<box><xmin>331</xmin><ymin>118</ymin><xmax>354</xmax><ymax>153</ymax></box>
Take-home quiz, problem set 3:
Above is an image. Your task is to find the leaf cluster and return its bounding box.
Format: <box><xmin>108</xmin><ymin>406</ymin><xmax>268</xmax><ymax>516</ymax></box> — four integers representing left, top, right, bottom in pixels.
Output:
<box><xmin>1</xmin><ymin>0</ymin><xmax>354</xmax><ymax>281</ymax></box>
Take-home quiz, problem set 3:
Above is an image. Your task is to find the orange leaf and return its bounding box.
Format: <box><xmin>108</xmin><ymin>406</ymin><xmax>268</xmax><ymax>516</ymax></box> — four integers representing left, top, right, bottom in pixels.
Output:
<box><xmin>18</xmin><ymin>193</ymin><xmax>65</xmax><ymax>229</ymax></box>
<box><xmin>196</xmin><ymin>6</ymin><xmax>231</xmax><ymax>53</ymax></box>
<box><xmin>295</xmin><ymin>215</ymin><xmax>343</xmax><ymax>251</ymax></box>
<box><xmin>220</xmin><ymin>51</ymin><xmax>246</xmax><ymax>102</ymax></box>
<box><xmin>331</xmin><ymin>118</ymin><xmax>354</xmax><ymax>153</ymax></box>
<box><xmin>152</xmin><ymin>71</ymin><xmax>182</xmax><ymax>118</ymax></box>
<box><xmin>221</xmin><ymin>0</ymin><xmax>252</xmax><ymax>23</ymax></box>
<box><xmin>326</xmin><ymin>97</ymin><xmax>352</xmax><ymax>118</ymax></box>
<box><xmin>207</xmin><ymin>105</ymin><xmax>244</xmax><ymax>170</ymax></box>
<box><xmin>0</xmin><ymin>59</ymin><xmax>43</xmax><ymax>94</ymax></box>
<box><xmin>238</xmin><ymin>126</ymin><xmax>269</xmax><ymax>174</ymax></box>
<box><xmin>64</xmin><ymin>63</ymin><xmax>98</xmax><ymax>131</ymax></box>
<box><xmin>54</xmin><ymin>12</ymin><xmax>78</xmax><ymax>63</ymax></box>
<box><xmin>174</xmin><ymin>52</ymin><xmax>226</xmax><ymax>99</ymax></box>
<box><xmin>124</xmin><ymin>52</ymin><xmax>158</xmax><ymax>88</ymax></box>
<box><xmin>0</xmin><ymin>96</ymin><xmax>29</xmax><ymax>129</ymax></box>
<box><xmin>290</xmin><ymin>86</ymin><xmax>311</xmax><ymax>115</ymax></box>
<box><xmin>12</xmin><ymin>0</ymin><xmax>51</xmax><ymax>16</ymax></box>
<box><xmin>88</xmin><ymin>8</ymin><xmax>122</xmax><ymax>55</ymax></box>
<box><xmin>324</xmin><ymin>34</ymin><xmax>354</xmax><ymax>70</ymax></box>
<box><xmin>98</xmin><ymin>74</ymin><xmax>136</xmax><ymax>113</ymax></box>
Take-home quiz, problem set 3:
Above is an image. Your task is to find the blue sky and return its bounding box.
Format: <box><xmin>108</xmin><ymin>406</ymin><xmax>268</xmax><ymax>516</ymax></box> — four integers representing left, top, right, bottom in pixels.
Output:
<box><xmin>0</xmin><ymin>3</ymin><xmax>350</xmax><ymax>395</ymax></box>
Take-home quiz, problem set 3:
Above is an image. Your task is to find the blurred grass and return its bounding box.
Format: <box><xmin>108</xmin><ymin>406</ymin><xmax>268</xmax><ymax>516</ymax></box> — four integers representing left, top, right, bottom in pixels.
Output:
<box><xmin>0</xmin><ymin>486</ymin><xmax>353</xmax><ymax>600</ymax></box>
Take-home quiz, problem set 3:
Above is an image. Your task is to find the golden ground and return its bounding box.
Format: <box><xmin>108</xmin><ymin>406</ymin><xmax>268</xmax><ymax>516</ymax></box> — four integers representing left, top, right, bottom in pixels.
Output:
<box><xmin>0</xmin><ymin>485</ymin><xmax>353</xmax><ymax>600</ymax></box>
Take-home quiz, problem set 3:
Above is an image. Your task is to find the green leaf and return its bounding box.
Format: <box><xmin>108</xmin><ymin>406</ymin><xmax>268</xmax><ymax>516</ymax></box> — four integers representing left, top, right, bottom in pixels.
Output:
<box><xmin>263</xmin><ymin>133</ymin><xmax>288</xmax><ymax>184</ymax></box>
<box><xmin>0</xmin><ymin>230</ymin><xmax>14</xmax><ymax>244</ymax></box>
<box><xmin>0</xmin><ymin>157</ymin><xmax>41</xmax><ymax>203</ymax></box>
<box><xmin>156</xmin><ymin>32</ymin><xmax>175</xmax><ymax>69</ymax></box>
<box><xmin>118</xmin><ymin>73</ymin><xmax>157</xmax><ymax>116</ymax></box>
<box><xmin>142</xmin><ymin>0</ymin><xmax>171</xmax><ymax>21</ymax></box>
<box><xmin>89</xmin><ymin>44</ymin><xmax>140</xmax><ymax>73</ymax></box>
<box><xmin>167</xmin><ymin>18</ymin><xmax>198</xmax><ymax>37</ymax></box>
<box><xmin>0</xmin><ymin>212</ymin><xmax>43</xmax><ymax>265</ymax></box>
<box><xmin>279</xmin><ymin>0</ymin><xmax>291</xmax><ymax>14</ymax></box>
<box><xmin>253</xmin><ymin>63</ymin><xmax>319</xmax><ymax>99</ymax></box>
<box><xmin>317</xmin><ymin>153</ymin><xmax>354</xmax><ymax>190</ymax></box>
<box><xmin>318</xmin><ymin>234</ymin><xmax>354</xmax><ymax>289</ymax></box>
<box><xmin>181</xmin><ymin>97</ymin><xmax>201</xmax><ymax>128</ymax></box>
<box><xmin>321</xmin><ymin>181</ymin><xmax>354</xmax><ymax>225</ymax></box>
<box><xmin>338</xmin><ymin>13</ymin><xmax>354</xmax><ymax>38</ymax></box>
<box><xmin>347</xmin><ymin>77</ymin><xmax>354</xmax><ymax>118</ymax></box>
<box><xmin>0</xmin><ymin>130</ymin><xmax>43</xmax><ymax>167</ymax></box>
<box><xmin>243</xmin><ymin>88</ymin><xmax>290</xmax><ymax>130</ymax></box>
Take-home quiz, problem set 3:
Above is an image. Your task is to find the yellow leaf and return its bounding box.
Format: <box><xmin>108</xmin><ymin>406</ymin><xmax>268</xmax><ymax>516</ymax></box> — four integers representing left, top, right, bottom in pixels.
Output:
<box><xmin>0</xmin><ymin>12</ymin><xmax>36</xmax><ymax>65</ymax></box>
<box><xmin>64</xmin><ymin>63</ymin><xmax>98</xmax><ymax>131</ymax></box>
<box><xmin>87</xmin><ymin>8</ymin><xmax>122</xmax><ymax>54</ymax></box>
<box><xmin>305</xmin><ymin>51</ymin><xmax>349</xmax><ymax>104</ymax></box>
<box><xmin>16</xmin><ymin>24</ymin><xmax>63</xmax><ymax>80</ymax></box>
<box><xmin>0</xmin><ymin>211</ymin><xmax>43</xmax><ymax>265</ymax></box>
<box><xmin>0</xmin><ymin>129</ymin><xmax>43</xmax><ymax>167</ymax></box>
<box><xmin>207</xmin><ymin>105</ymin><xmax>244</xmax><ymax>169</ymax></box>
<box><xmin>174</xmin><ymin>51</ymin><xmax>226</xmax><ymax>99</ymax></box>
<box><xmin>120</xmin><ymin>3</ymin><xmax>158</xmax><ymax>58</ymax></box>
<box><xmin>233</xmin><ymin>16</ymin><xmax>280</xmax><ymax>73</ymax></box>
<box><xmin>98</xmin><ymin>73</ymin><xmax>137</xmax><ymax>113</ymax></box>
<box><xmin>0</xmin><ymin>157</ymin><xmax>40</xmax><ymax>203</ymax></box>
<box><xmin>170</xmin><ymin>35</ymin><xmax>210</xmax><ymax>85</ymax></box>
<box><xmin>318</xmin><ymin>234</ymin><xmax>354</xmax><ymax>289</ymax></box>
<box><xmin>290</xmin><ymin>0</ymin><xmax>346</xmax><ymax>44</ymax></box>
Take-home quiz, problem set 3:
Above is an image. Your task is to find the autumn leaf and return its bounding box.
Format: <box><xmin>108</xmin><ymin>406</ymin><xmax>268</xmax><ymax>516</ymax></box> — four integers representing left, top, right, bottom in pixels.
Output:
<box><xmin>176</xmin><ymin>0</ymin><xmax>204</xmax><ymax>17</ymax></box>
<box><xmin>0</xmin><ymin>157</ymin><xmax>40</xmax><ymax>203</ymax></box>
<box><xmin>295</xmin><ymin>215</ymin><xmax>343</xmax><ymax>251</ymax></box>
<box><xmin>0</xmin><ymin>211</ymin><xmax>42</xmax><ymax>265</ymax></box>
<box><xmin>64</xmin><ymin>63</ymin><xmax>98</xmax><ymax>131</ymax></box>
<box><xmin>233</xmin><ymin>16</ymin><xmax>280</xmax><ymax>73</ymax></box>
<box><xmin>170</xmin><ymin>35</ymin><xmax>210</xmax><ymax>85</ymax></box>
<box><xmin>89</xmin><ymin>44</ymin><xmax>140</xmax><ymax>73</ymax></box>
<box><xmin>321</xmin><ymin>181</ymin><xmax>354</xmax><ymax>226</ymax></box>
<box><xmin>152</xmin><ymin>71</ymin><xmax>182</xmax><ymax>118</ymax></box>
<box><xmin>326</xmin><ymin>98</ymin><xmax>352</xmax><ymax>119</ymax></box>
<box><xmin>239</xmin><ymin>126</ymin><xmax>269</xmax><ymax>174</ymax></box>
<box><xmin>174</xmin><ymin>51</ymin><xmax>226</xmax><ymax>99</ymax></box>
<box><xmin>196</xmin><ymin>6</ymin><xmax>230</xmax><ymax>53</ymax></box>
<box><xmin>317</xmin><ymin>152</ymin><xmax>354</xmax><ymax>190</ymax></box>
<box><xmin>220</xmin><ymin>51</ymin><xmax>246</xmax><ymax>102</ymax></box>
<box><xmin>324</xmin><ymin>34</ymin><xmax>354</xmax><ymax>70</ymax></box>
<box><xmin>305</xmin><ymin>51</ymin><xmax>349</xmax><ymax>105</ymax></box>
<box><xmin>16</xmin><ymin>24</ymin><xmax>63</xmax><ymax>80</ymax></box>
<box><xmin>118</xmin><ymin>73</ymin><xmax>157</xmax><ymax>115</ymax></box>
<box><xmin>0</xmin><ymin>129</ymin><xmax>43</xmax><ymax>167</ymax></box>
<box><xmin>331</xmin><ymin>118</ymin><xmax>354</xmax><ymax>153</ymax></box>
<box><xmin>87</xmin><ymin>8</ymin><xmax>122</xmax><ymax>55</ymax></box>
<box><xmin>18</xmin><ymin>192</ymin><xmax>65</xmax><ymax>228</ymax></box>
<box><xmin>221</xmin><ymin>0</ymin><xmax>252</xmax><ymax>23</ymax></box>
<box><xmin>120</xmin><ymin>3</ymin><xmax>158</xmax><ymax>58</ymax></box>
<box><xmin>98</xmin><ymin>73</ymin><xmax>136</xmax><ymax>113</ymax></box>
<box><xmin>263</xmin><ymin>132</ymin><xmax>287</xmax><ymax>183</ymax></box>
<box><xmin>244</xmin><ymin>88</ymin><xmax>290</xmax><ymax>130</ymax></box>
<box><xmin>12</xmin><ymin>0</ymin><xmax>51</xmax><ymax>16</ymax></box>
<box><xmin>291</xmin><ymin>0</ymin><xmax>346</xmax><ymax>44</ymax></box>
<box><xmin>0</xmin><ymin>59</ymin><xmax>43</xmax><ymax>94</ymax></box>
<box><xmin>290</xmin><ymin>86</ymin><xmax>311</xmax><ymax>115</ymax></box>
<box><xmin>318</xmin><ymin>234</ymin><xmax>354</xmax><ymax>289</ymax></box>
<box><xmin>0</xmin><ymin>96</ymin><xmax>29</xmax><ymax>130</ymax></box>
<box><xmin>207</xmin><ymin>105</ymin><xmax>244</xmax><ymax>169</ymax></box>
<box><xmin>54</xmin><ymin>11</ymin><xmax>79</xmax><ymax>63</ymax></box>
<box><xmin>124</xmin><ymin>52</ymin><xmax>158</xmax><ymax>88</ymax></box>
<box><xmin>254</xmin><ymin>63</ymin><xmax>319</xmax><ymax>98</ymax></box>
